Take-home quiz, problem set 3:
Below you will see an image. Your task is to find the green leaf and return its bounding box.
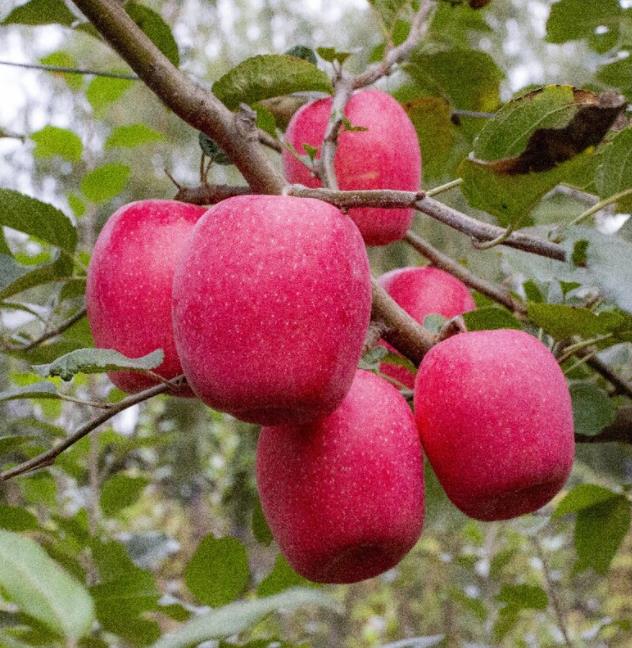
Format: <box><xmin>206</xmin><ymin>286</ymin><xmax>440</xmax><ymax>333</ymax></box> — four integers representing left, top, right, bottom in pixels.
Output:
<box><xmin>185</xmin><ymin>535</ymin><xmax>250</xmax><ymax>607</ymax></box>
<box><xmin>40</xmin><ymin>51</ymin><xmax>82</xmax><ymax>90</ymax></box>
<box><xmin>460</xmin><ymin>85</ymin><xmax>617</xmax><ymax>226</ymax></box>
<box><xmin>213</xmin><ymin>55</ymin><xmax>332</xmax><ymax>110</ymax></box>
<box><xmin>496</xmin><ymin>584</ymin><xmax>548</xmax><ymax>610</ymax></box>
<box><xmin>125</xmin><ymin>2</ymin><xmax>180</xmax><ymax>67</ymax></box>
<box><xmin>575</xmin><ymin>494</ymin><xmax>631</xmax><ymax>573</ymax></box>
<box><xmin>33</xmin><ymin>347</ymin><xmax>164</xmax><ymax>381</ymax></box>
<box><xmin>315</xmin><ymin>47</ymin><xmax>353</xmax><ymax>64</ymax></box>
<box><xmin>570</xmin><ymin>383</ymin><xmax>617</xmax><ymax>437</ymax></box>
<box><xmin>0</xmin><ymin>382</ymin><xmax>60</xmax><ymax>403</ymax></box>
<box><xmin>368</xmin><ymin>0</ymin><xmax>412</xmax><ymax>33</ymax></box>
<box><xmin>406</xmin><ymin>48</ymin><xmax>503</xmax><ymax>112</ymax></box>
<box><xmin>198</xmin><ymin>132</ymin><xmax>232</xmax><ymax>165</ymax></box>
<box><xmin>31</xmin><ymin>125</ymin><xmax>83</xmax><ymax>163</ymax></box>
<box><xmin>597</xmin><ymin>56</ymin><xmax>632</xmax><ymax>101</ymax></box>
<box><xmin>257</xmin><ymin>554</ymin><xmax>312</xmax><ymax>597</ymax></box>
<box><xmin>2</xmin><ymin>0</ymin><xmax>75</xmax><ymax>26</ymax></box>
<box><xmin>100</xmin><ymin>474</ymin><xmax>149</xmax><ymax>516</ymax></box>
<box><xmin>86</xmin><ymin>76</ymin><xmax>135</xmax><ymax>112</ymax></box>
<box><xmin>595</xmin><ymin>128</ymin><xmax>632</xmax><ymax>211</ymax></box>
<box><xmin>80</xmin><ymin>163</ymin><xmax>130</xmax><ymax>203</ymax></box>
<box><xmin>284</xmin><ymin>45</ymin><xmax>317</xmax><ymax>65</ymax></box>
<box><xmin>252</xmin><ymin>497</ymin><xmax>273</xmax><ymax>546</ymax></box>
<box><xmin>0</xmin><ymin>530</ymin><xmax>94</xmax><ymax>639</ymax></box>
<box><xmin>546</xmin><ymin>0</ymin><xmax>622</xmax><ymax>44</ymax></box>
<box><xmin>0</xmin><ymin>506</ymin><xmax>39</xmax><ymax>531</ymax></box>
<box><xmin>554</xmin><ymin>483</ymin><xmax>620</xmax><ymax>516</ymax></box>
<box><xmin>0</xmin><ymin>189</ymin><xmax>76</xmax><ymax>252</ymax></box>
<box><xmin>105</xmin><ymin>123</ymin><xmax>164</xmax><ymax>149</ymax></box>
<box><xmin>402</xmin><ymin>96</ymin><xmax>456</xmax><ymax>182</ymax></box>
<box><xmin>0</xmin><ymin>253</ymin><xmax>73</xmax><ymax>299</ymax></box>
<box><xmin>527</xmin><ymin>303</ymin><xmax>626</xmax><ymax>339</ymax></box>
<box><xmin>463</xmin><ymin>307</ymin><xmax>522</xmax><ymax>331</ymax></box>
<box><xmin>564</xmin><ymin>227</ymin><xmax>632</xmax><ymax>314</ymax></box>
<box><xmin>152</xmin><ymin>588</ymin><xmax>340</xmax><ymax>648</ymax></box>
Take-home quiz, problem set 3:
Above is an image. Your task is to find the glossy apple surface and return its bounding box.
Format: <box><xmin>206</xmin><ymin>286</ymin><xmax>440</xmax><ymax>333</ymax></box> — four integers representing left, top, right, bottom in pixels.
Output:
<box><xmin>378</xmin><ymin>266</ymin><xmax>475</xmax><ymax>388</ymax></box>
<box><xmin>86</xmin><ymin>199</ymin><xmax>205</xmax><ymax>393</ymax></box>
<box><xmin>172</xmin><ymin>195</ymin><xmax>371</xmax><ymax>425</ymax></box>
<box><xmin>283</xmin><ymin>88</ymin><xmax>422</xmax><ymax>246</ymax></box>
<box><xmin>414</xmin><ymin>329</ymin><xmax>575</xmax><ymax>521</ymax></box>
<box><xmin>257</xmin><ymin>370</ymin><xmax>425</xmax><ymax>583</ymax></box>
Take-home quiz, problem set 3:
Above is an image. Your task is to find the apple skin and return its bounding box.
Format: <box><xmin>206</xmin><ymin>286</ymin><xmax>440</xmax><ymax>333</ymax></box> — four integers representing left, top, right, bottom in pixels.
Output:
<box><xmin>378</xmin><ymin>266</ymin><xmax>475</xmax><ymax>389</ymax></box>
<box><xmin>414</xmin><ymin>329</ymin><xmax>575</xmax><ymax>521</ymax></box>
<box><xmin>172</xmin><ymin>195</ymin><xmax>372</xmax><ymax>425</ymax></box>
<box><xmin>256</xmin><ymin>370</ymin><xmax>425</xmax><ymax>584</ymax></box>
<box><xmin>86</xmin><ymin>199</ymin><xmax>206</xmax><ymax>394</ymax></box>
<box><xmin>282</xmin><ymin>88</ymin><xmax>422</xmax><ymax>246</ymax></box>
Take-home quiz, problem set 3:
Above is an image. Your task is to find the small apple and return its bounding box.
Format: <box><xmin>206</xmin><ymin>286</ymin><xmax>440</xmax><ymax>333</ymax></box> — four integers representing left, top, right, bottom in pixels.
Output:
<box><xmin>378</xmin><ymin>266</ymin><xmax>475</xmax><ymax>388</ymax></box>
<box><xmin>414</xmin><ymin>329</ymin><xmax>575</xmax><ymax>521</ymax></box>
<box><xmin>283</xmin><ymin>88</ymin><xmax>422</xmax><ymax>246</ymax></box>
<box><xmin>86</xmin><ymin>199</ymin><xmax>205</xmax><ymax>393</ymax></box>
<box><xmin>257</xmin><ymin>370</ymin><xmax>425</xmax><ymax>584</ymax></box>
<box><xmin>172</xmin><ymin>194</ymin><xmax>371</xmax><ymax>425</ymax></box>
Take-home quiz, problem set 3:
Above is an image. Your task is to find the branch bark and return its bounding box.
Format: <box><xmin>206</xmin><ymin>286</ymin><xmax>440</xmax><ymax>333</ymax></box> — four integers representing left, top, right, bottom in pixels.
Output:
<box><xmin>71</xmin><ymin>0</ymin><xmax>284</xmax><ymax>194</ymax></box>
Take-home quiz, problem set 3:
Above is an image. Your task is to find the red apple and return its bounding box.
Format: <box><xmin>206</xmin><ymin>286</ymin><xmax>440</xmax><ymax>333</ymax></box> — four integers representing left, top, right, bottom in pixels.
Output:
<box><xmin>86</xmin><ymin>199</ymin><xmax>205</xmax><ymax>393</ymax></box>
<box><xmin>283</xmin><ymin>88</ymin><xmax>422</xmax><ymax>246</ymax></box>
<box><xmin>257</xmin><ymin>370</ymin><xmax>425</xmax><ymax>583</ymax></box>
<box><xmin>378</xmin><ymin>266</ymin><xmax>475</xmax><ymax>388</ymax></box>
<box><xmin>414</xmin><ymin>329</ymin><xmax>575</xmax><ymax>521</ymax></box>
<box><xmin>172</xmin><ymin>195</ymin><xmax>371</xmax><ymax>425</ymax></box>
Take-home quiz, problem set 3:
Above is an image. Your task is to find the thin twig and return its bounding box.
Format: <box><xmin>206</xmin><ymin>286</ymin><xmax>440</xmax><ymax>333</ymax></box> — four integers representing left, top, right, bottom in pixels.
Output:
<box><xmin>0</xmin><ymin>379</ymin><xmax>182</xmax><ymax>481</ymax></box>
<box><xmin>353</xmin><ymin>0</ymin><xmax>436</xmax><ymax>89</ymax></box>
<box><xmin>404</xmin><ymin>230</ymin><xmax>526</xmax><ymax>313</ymax></box>
<box><xmin>19</xmin><ymin>307</ymin><xmax>87</xmax><ymax>352</ymax></box>
<box><xmin>531</xmin><ymin>536</ymin><xmax>574</xmax><ymax>648</ymax></box>
<box><xmin>0</xmin><ymin>59</ymin><xmax>138</xmax><ymax>80</ymax></box>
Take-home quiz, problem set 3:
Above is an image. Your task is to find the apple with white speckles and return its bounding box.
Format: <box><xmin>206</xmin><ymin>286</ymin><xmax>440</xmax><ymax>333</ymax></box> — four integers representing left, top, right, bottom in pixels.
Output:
<box><xmin>378</xmin><ymin>266</ymin><xmax>475</xmax><ymax>388</ymax></box>
<box><xmin>414</xmin><ymin>329</ymin><xmax>575</xmax><ymax>521</ymax></box>
<box><xmin>172</xmin><ymin>194</ymin><xmax>372</xmax><ymax>425</ymax></box>
<box><xmin>86</xmin><ymin>199</ymin><xmax>206</xmax><ymax>394</ymax></box>
<box><xmin>257</xmin><ymin>370</ymin><xmax>425</xmax><ymax>583</ymax></box>
<box><xmin>283</xmin><ymin>88</ymin><xmax>422</xmax><ymax>246</ymax></box>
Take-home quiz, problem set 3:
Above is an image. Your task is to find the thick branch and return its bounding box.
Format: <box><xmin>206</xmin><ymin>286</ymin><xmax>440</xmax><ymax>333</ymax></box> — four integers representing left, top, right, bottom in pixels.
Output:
<box><xmin>371</xmin><ymin>279</ymin><xmax>434</xmax><ymax>365</ymax></box>
<box><xmin>174</xmin><ymin>183</ymin><xmax>568</xmax><ymax>260</ymax></box>
<box><xmin>0</xmin><ymin>379</ymin><xmax>180</xmax><ymax>481</ymax></box>
<box><xmin>174</xmin><ymin>183</ymin><xmax>251</xmax><ymax>204</ymax></box>
<box><xmin>71</xmin><ymin>0</ymin><xmax>284</xmax><ymax>194</ymax></box>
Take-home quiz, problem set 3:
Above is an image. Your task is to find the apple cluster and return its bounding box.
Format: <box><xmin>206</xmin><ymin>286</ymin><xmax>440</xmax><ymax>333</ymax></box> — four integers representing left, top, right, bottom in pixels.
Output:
<box><xmin>86</xmin><ymin>89</ymin><xmax>575</xmax><ymax>585</ymax></box>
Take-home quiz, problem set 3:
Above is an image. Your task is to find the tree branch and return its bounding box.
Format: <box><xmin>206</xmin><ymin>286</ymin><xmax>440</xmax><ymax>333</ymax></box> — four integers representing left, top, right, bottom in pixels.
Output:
<box><xmin>19</xmin><ymin>307</ymin><xmax>87</xmax><ymax>352</ymax></box>
<box><xmin>0</xmin><ymin>59</ymin><xmax>138</xmax><ymax>80</ymax></box>
<box><xmin>0</xmin><ymin>378</ymin><xmax>183</xmax><ymax>481</ymax></box>
<box><xmin>354</xmin><ymin>0</ymin><xmax>436</xmax><ymax>89</ymax></box>
<box><xmin>71</xmin><ymin>0</ymin><xmax>285</xmax><ymax>194</ymax></box>
<box><xmin>371</xmin><ymin>279</ymin><xmax>435</xmax><ymax>365</ymax></box>
<box><xmin>404</xmin><ymin>230</ymin><xmax>526</xmax><ymax>313</ymax></box>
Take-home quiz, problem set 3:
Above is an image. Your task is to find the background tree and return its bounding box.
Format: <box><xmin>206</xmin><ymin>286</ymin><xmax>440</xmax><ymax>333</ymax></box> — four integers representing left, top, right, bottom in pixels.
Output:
<box><xmin>1</xmin><ymin>1</ymin><xmax>632</xmax><ymax>647</ymax></box>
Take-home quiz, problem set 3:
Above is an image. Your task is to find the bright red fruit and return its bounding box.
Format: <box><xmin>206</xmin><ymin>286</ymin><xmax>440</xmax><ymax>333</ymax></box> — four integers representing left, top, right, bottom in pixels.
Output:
<box><xmin>172</xmin><ymin>195</ymin><xmax>371</xmax><ymax>425</ymax></box>
<box><xmin>257</xmin><ymin>370</ymin><xmax>425</xmax><ymax>584</ymax></box>
<box><xmin>414</xmin><ymin>329</ymin><xmax>575</xmax><ymax>521</ymax></box>
<box><xmin>283</xmin><ymin>88</ymin><xmax>422</xmax><ymax>246</ymax></box>
<box><xmin>86</xmin><ymin>199</ymin><xmax>205</xmax><ymax>393</ymax></box>
<box><xmin>378</xmin><ymin>266</ymin><xmax>475</xmax><ymax>388</ymax></box>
